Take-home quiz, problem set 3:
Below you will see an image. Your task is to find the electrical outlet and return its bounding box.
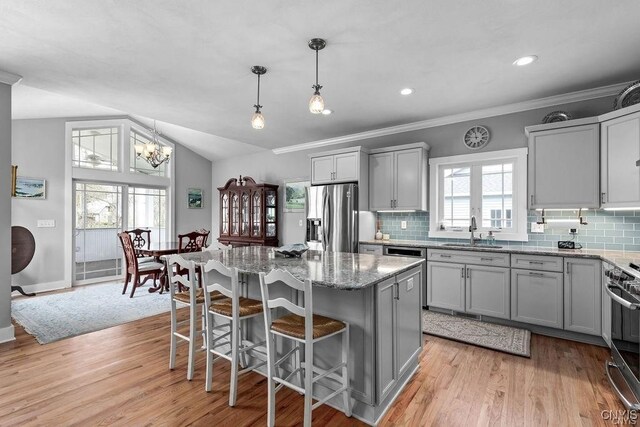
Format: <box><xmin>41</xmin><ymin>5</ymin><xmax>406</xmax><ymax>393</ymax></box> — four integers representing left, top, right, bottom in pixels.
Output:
<box><xmin>401</xmin><ymin>221</ymin><xmax>407</xmax><ymax>230</ymax></box>
<box><xmin>406</xmin><ymin>277</ymin><xmax>414</xmax><ymax>291</ymax></box>
<box><xmin>530</xmin><ymin>222</ymin><xmax>544</xmax><ymax>233</ymax></box>
<box><xmin>37</xmin><ymin>219</ymin><xmax>55</xmax><ymax>228</ymax></box>
<box><xmin>298</xmin><ymin>219</ymin><xmax>303</xmax><ymax>227</ymax></box>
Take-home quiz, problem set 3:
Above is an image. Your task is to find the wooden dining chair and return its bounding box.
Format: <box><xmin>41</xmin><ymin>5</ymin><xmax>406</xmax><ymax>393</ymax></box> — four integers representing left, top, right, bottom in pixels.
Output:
<box><xmin>118</xmin><ymin>232</ymin><xmax>164</xmax><ymax>298</ymax></box>
<box><xmin>196</xmin><ymin>229</ymin><xmax>211</xmax><ymax>248</ymax></box>
<box><xmin>259</xmin><ymin>269</ymin><xmax>352</xmax><ymax>427</ymax></box>
<box><xmin>124</xmin><ymin>228</ymin><xmax>154</xmax><ymax>263</ymax></box>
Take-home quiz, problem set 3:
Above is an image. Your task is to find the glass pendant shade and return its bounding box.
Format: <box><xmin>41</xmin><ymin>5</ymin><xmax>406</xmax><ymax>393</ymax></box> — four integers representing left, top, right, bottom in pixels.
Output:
<box><xmin>251</xmin><ymin>111</ymin><xmax>265</xmax><ymax>129</ymax></box>
<box><xmin>309</xmin><ymin>93</ymin><xmax>325</xmax><ymax>114</ymax></box>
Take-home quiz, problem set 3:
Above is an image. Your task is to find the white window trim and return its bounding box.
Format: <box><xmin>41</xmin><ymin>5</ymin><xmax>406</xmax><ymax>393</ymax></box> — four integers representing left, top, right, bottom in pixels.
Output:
<box><xmin>429</xmin><ymin>148</ymin><xmax>528</xmax><ymax>242</ymax></box>
<box><xmin>64</xmin><ymin>118</ymin><xmax>176</xmax><ymax>287</ymax></box>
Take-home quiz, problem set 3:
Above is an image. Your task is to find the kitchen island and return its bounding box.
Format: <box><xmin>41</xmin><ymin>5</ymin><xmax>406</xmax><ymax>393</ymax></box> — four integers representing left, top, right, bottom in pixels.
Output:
<box><xmin>174</xmin><ymin>246</ymin><xmax>424</xmax><ymax>426</ymax></box>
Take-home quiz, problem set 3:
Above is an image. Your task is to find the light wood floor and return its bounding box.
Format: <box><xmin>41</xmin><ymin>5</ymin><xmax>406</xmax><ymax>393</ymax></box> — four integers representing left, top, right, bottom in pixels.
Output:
<box><xmin>0</xmin><ymin>309</ymin><xmax>623</xmax><ymax>426</ymax></box>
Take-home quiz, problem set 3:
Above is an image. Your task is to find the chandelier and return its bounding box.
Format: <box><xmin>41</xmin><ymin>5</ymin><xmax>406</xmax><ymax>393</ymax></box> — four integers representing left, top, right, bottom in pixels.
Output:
<box><xmin>134</xmin><ymin>120</ymin><xmax>172</xmax><ymax>168</ymax></box>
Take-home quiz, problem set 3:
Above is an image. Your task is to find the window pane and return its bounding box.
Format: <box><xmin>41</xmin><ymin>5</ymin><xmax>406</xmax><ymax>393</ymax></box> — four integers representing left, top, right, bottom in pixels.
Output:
<box><xmin>130</xmin><ymin>130</ymin><xmax>168</xmax><ymax>177</ymax></box>
<box><xmin>442</xmin><ymin>167</ymin><xmax>470</xmax><ymax>228</ymax></box>
<box><xmin>128</xmin><ymin>187</ymin><xmax>167</xmax><ymax>244</ymax></box>
<box><xmin>482</xmin><ymin>163</ymin><xmax>513</xmax><ymax>229</ymax></box>
<box><xmin>72</xmin><ymin>127</ymin><xmax>118</xmax><ymax>171</ymax></box>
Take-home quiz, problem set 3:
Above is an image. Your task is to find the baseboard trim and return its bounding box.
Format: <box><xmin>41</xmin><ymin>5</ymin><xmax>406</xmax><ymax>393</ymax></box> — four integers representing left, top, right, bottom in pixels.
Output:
<box><xmin>11</xmin><ymin>280</ymin><xmax>69</xmax><ymax>296</ymax></box>
<box><xmin>0</xmin><ymin>325</ymin><xmax>15</xmax><ymax>343</ymax></box>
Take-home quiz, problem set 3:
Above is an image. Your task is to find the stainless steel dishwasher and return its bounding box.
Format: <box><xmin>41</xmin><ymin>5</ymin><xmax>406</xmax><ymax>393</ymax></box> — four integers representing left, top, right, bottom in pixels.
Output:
<box><xmin>383</xmin><ymin>246</ymin><xmax>428</xmax><ymax>308</ymax></box>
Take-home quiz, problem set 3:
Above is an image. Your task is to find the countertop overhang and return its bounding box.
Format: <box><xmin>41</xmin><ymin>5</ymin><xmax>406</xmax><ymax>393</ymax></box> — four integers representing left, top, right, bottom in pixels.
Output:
<box><xmin>362</xmin><ymin>239</ymin><xmax>640</xmax><ymax>279</ymax></box>
<box><xmin>167</xmin><ymin>246</ymin><xmax>424</xmax><ymax>290</ymax></box>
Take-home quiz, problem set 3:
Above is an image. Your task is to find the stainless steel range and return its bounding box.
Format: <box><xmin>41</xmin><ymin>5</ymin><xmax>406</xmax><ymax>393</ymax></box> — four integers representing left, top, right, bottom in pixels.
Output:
<box><xmin>604</xmin><ymin>262</ymin><xmax>640</xmax><ymax>410</ymax></box>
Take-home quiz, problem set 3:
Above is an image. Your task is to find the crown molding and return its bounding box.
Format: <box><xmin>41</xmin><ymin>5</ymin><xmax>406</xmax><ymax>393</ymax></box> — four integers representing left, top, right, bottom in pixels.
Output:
<box><xmin>272</xmin><ymin>81</ymin><xmax>631</xmax><ymax>155</ymax></box>
<box><xmin>0</xmin><ymin>70</ymin><xmax>23</xmax><ymax>86</ymax></box>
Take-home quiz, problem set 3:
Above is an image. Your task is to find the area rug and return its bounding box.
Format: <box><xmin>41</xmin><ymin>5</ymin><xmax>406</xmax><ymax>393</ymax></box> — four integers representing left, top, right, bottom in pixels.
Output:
<box><xmin>422</xmin><ymin>310</ymin><xmax>531</xmax><ymax>357</ymax></box>
<box><xmin>12</xmin><ymin>283</ymin><xmax>171</xmax><ymax>344</ymax></box>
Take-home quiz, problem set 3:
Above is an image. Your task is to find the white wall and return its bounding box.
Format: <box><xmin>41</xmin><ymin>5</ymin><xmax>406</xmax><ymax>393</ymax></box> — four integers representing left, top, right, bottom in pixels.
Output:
<box><xmin>211</xmin><ymin>96</ymin><xmax>614</xmax><ymax>244</ymax></box>
<box><xmin>0</xmin><ymin>83</ymin><xmax>13</xmax><ymax>342</ymax></box>
<box><xmin>11</xmin><ymin>117</ymin><xmax>213</xmax><ymax>291</ymax></box>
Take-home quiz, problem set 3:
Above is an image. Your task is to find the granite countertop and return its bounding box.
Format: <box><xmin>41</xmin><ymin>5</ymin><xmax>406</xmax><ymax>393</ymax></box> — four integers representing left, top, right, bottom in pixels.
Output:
<box><xmin>165</xmin><ymin>246</ymin><xmax>424</xmax><ymax>290</ymax></box>
<box><xmin>361</xmin><ymin>239</ymin><xmax>640</xmax><ymax>279</ymax></box>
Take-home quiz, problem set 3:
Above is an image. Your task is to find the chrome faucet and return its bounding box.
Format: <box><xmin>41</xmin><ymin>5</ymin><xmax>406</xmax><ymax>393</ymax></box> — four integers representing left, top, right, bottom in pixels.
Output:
<box><xmin>469</xmin><ymin>215</ymin><xmax>481</xmax><ymax>246</ymax></box>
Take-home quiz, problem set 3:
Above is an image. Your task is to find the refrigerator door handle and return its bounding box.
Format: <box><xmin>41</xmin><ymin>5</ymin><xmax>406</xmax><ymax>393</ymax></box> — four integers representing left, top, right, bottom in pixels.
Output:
<box><xmin>322</xmin><ymin>190</ymin><xmax>330</xmax><ymax>251</ymax></box>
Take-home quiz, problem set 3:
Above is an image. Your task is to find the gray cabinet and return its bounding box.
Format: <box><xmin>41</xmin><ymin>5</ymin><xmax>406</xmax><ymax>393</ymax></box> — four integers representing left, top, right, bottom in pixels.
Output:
<box><xmin>427</xmin><ymin>261</ymin><xmax>465</xmax><ymax>311</ymax></box>
<box><xmin>511</xmin><ymin>269</ymin><xmax>563</xmax><ymax>329</ymax></box>
<box><xmin>310</xmin><ymin>155</ymin><xmax>335</xmax><ymax>185</ymax></box>
<box><xmin>368</xmin><ymin>143</ymin><xmax>429</xmax><ymax>211</ymax></box>
<box><xmin>526</xmin><ymin>121</ymin><xmax>600</xmax><ymax>209</ymax></box>
<box><xmin>601</xmin><ymin>110</ymin><xmax>640</xmax><ymax>208</ymax></box>
<box><xmin>466</xmin><ymin>265</ymin><xmax>510</xmax><ymax>319</ymax></box>
<box><xmin>564</xmin><ymin>257</ymin><xmax>602</xmax><ymax>335</ymax></box>
<box><xmin>375</xmin><ymin>266</ymin><xmax>422</xmax><ymax>403</ymax></box>
<box><xmin>310</xmin><ymin>147</ymin><xmax>365</xmax><ymax>185</ymax></box>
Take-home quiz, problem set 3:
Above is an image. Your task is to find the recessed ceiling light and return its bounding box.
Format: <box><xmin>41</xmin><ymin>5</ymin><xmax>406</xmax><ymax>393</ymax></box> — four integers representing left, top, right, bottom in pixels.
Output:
<box><xmin>400</xmin><ymin>88</ymin><xmax>414</xmax><ymax>95</ymax></box>
<box><xmin>513</xmin><ymin>55</ymin><xmax>538</xmax><ymax>66</ymax></box>
<box><xmin>322</xmin><ymin>109</ymin><xmax>333</xmax><ymax>115</ymax></box>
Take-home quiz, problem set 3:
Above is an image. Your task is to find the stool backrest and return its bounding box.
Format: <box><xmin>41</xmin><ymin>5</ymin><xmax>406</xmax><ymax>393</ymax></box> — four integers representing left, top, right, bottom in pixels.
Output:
<box><xmin>259</xmin><ymin>269</ymin><xmax>313</xmax><ymax>340</ymax></box>
<box><xmin>167</xmin><ymin>254</ymin><xmax>197</xmax><ymax>304</ymax></box>
<box><xmin>203</xmin><ymin>259</ymin><xmax>239</xmax><ymax>317</ymax></box>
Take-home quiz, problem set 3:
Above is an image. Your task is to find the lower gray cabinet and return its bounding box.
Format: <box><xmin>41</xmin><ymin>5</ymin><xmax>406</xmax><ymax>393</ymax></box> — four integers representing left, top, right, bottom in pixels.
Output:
<box><xmin>466</xmin><ymin>265</ymin><xmax>510</xmax><ymax>319</ymax></box>
<box><xmin>564</xmin><ymin>258</ymin><xmax>602</xmax><ymax>336</ymax></box>
<box><xmin>375</xmin><ymin>266</ymin><xmax>422</xmax><ymax>403</ymax></box>
<box><xmin>511</xmin><ymin>269</ymin><xmax>563</xmax><ymax>328</ymax></box>
<box><xmin>427</xmin><ymin>261</ymin><xmax>465</xmax><ymax>311</ymax></box>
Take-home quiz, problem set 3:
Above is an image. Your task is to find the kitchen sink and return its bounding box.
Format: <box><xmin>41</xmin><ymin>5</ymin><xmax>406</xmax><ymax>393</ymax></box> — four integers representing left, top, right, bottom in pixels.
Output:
<box><xmin>441</xmin><ymin>243</ymin><xmax>503</xmax><ymax>249</ymax></box>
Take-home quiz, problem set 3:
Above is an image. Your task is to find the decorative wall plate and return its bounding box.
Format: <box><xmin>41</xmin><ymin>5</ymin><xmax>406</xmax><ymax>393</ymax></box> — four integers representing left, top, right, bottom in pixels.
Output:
<box><xmin>542</xmin><ymin>111</ymin><xmax>572</xmax><ymax>124</ymax></box>
<box><xmin>463</xmin><ymin>126</ymin><xmax>490</xmax><ymax>150</ymax></box>
<box><xmin>614</xmin><ymin>80</ymin><xmax>640</xmax><ymax>110</ymax></box>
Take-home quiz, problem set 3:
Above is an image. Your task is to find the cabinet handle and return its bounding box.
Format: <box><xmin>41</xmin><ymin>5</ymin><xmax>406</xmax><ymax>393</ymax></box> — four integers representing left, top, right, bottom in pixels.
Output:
<box><xmin>394</xmin><ymin>283</ymin><xmax>399</xmax><ymax>300</ymax></box>
<box><xmin>440</xmin><ymin>254</ymin><xmax>452</xmax><ymax>258</ymax></box>
<box><xmin>601</xmin><ymin>192</ymin><xmax>606</xmax><ymax>204</ymax></box>
<box><xmin>466</xmin><ymin>267</ymin><xmax>470</xmax><ymax>279</ymax></box>
<box><xmin>461</xmin><ymin>268</ymin><xmax>465</xmax><ymax>278</ymax></box>
<box><xmin>530</xmin><ymin>194</ymin><xmax>534</xmax><ymax>206</ymax></box>
<box><xmin>566</xmin><ymin>262</ymin><xmax>571</xmax><ymax>275</ymax></box>
<box><xmin>480</xmin><ymin>257</ymin><xmax>494</xmax><ymax>261</ymax></box>
<box><xmin>528</xmin><ymin>271</ymin><xmax>544</xmax><ymax>277</ymax></box>
<box><xmin>528</xmin><ymin>261</ymin><xmax>544</xmax><ymax>265</ymax></box>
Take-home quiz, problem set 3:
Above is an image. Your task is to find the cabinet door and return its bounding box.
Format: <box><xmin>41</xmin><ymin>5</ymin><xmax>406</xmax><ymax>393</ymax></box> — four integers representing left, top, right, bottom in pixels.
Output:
<box><xmin>369</xmin><ymin>152</ymin><xmax>394</xmax><ymax>210</ymax></box>
<box><xmin>465</xmin><ymin>265</ymin><xmax>510</xmax><ymax>319</ymax></box>
<box><xmin>394</xmin><ymin>148</ymin><xmax>424</xmax><ymax>210</ymax></box>
<box><xmin>359</xmin><ymin>243</ymin><xmax>383</xmax><ymax>255</ymax></box>
<box><xmin>311</xmin><ymin>155</ymin><xmax>334</xmax><ymax>185</ymax></box>
<box><xmin>427</xmin><ymin>261</ymin><xmax>465</xmax><ymax>311</ymax></box>
<box><xmin>396</xmin><ymin>268</ymin><xmax>422</xmax><ymax>377</ymax></box>
<box><xmin>511</xmin><ymin>269</ymin><xmax>563</xmax><ymax>328</ymax></box>
<box><xmin>334</xmin><ymin>152</ymin><xmax>359</xmax><ymax>182</ymax></box>
<box><xmin>376</xmin><ymin>277</ymin><xmax>397</xmax><ymax>402</ymax></box>
<box><xmin>601</xmin><ymin>111</ymin><xmax>640</xmax><ymax>207</ymax></box>
<box><xmin>564</xmin><ymin>258</ymin><xmax>602</xmax><ymax>335</ymax></box>
<box><xmin>528</xmin><ymin>124</ymin><xmax>600</xmax><ymax>209</ymax></box>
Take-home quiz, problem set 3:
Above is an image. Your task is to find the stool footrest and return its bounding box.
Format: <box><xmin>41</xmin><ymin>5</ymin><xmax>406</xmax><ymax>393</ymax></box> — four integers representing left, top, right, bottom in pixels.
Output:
<box><xmin>312</xmin><ymin>386</ymin><xmax>348</xmax><ymax>410</ymax></box>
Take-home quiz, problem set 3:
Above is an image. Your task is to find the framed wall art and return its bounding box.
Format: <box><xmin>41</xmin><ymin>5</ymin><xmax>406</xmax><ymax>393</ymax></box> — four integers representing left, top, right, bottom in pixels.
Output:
<box><xmin>187</xmin><ymin>188</ymin><xmax>203</xmax><ymax>209</ymax></box>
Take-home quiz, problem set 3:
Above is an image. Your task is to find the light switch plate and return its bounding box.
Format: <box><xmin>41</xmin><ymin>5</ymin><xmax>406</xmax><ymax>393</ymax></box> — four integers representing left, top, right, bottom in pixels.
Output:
<box><xmin>401</xmin><ymin>221</ymin><xmax>407</xmax><ymax>230</ymax></box>
<box><xmin>406</xmin><ymin>277</ymin><xmax>414</xmax><ymax>291</ymax></box>
<box><xmin>37</xmin><ymin>219</ymin><xmax>55</xmax><ymax>228</ymax></box>
<box><xmin>530</xmin><ymin>222</ymin><xmax>544</xmax><ymax>233</ymax></box>
<box><xmin>298</xmin><ymin>220</ymin><xmax>303</xmax><ymax>227</ymax></box>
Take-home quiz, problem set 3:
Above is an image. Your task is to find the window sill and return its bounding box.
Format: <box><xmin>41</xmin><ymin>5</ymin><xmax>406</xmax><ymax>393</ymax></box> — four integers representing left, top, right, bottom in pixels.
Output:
<box><xmin>428</xmin><ymin>229</ymin><xmax>529</xmax><ymax>242</ymax></box>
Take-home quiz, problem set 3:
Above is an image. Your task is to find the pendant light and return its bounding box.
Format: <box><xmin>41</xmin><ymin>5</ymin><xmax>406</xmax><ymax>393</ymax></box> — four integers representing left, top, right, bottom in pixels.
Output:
<box><xmin>251</xmin><ymin>66</ymin><xmax>267</xmax><ymax>129</ymax></box>
<box><xmin>308</xmin><ymin>38</ymin><xmax>326</xmax><ymax>114</ymax></box>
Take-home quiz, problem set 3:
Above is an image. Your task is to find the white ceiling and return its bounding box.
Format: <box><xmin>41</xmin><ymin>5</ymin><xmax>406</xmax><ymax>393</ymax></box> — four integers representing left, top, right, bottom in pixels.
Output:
<box><xmin>3</xmin><ymin>1</ymin><xmax>640</xmax><ymax>160</ymax></box>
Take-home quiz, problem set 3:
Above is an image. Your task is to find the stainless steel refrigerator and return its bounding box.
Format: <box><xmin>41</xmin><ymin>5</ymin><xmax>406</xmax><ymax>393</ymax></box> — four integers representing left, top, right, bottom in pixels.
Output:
<box><xmin>305</xmin><ymin>183</ymin><xmax>358</xmax><ymax>252</ymax></box>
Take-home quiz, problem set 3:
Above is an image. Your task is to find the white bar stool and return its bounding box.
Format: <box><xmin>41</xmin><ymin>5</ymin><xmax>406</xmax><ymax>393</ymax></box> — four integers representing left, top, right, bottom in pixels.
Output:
<box><xmin>202</xmin><ymin>259</ymin><xmax>267</xmax><ymax>406</ymax></box>
<box><xmin>167</xmin><ymin>254</ymin><xmax>223</xmax><ymax>380</ymax></box>
<box><xmin>259</xmin><ymin>269</ymin><xmax>352</xmax><ymax>427</ymax></box>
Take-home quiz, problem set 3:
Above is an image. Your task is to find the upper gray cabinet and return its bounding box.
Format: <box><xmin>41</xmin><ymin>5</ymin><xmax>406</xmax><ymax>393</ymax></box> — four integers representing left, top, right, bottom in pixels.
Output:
<box><xmin>368</xmin><ymin>142</ymin><xmax>429</xmax><ymax>211</ymax></box>
<box><xmin>526</xmin><ymin>120</ymin><xmax>600</xmax><ymax>209</ymax></box>
<box><xmin>601</xmin><ymin>109</ymin><xmax>640</xmax><ymax>208</ymax></box>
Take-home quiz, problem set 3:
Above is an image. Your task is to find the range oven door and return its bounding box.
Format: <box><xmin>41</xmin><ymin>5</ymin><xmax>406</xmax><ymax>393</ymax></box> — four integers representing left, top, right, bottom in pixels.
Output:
<box><xmin>605</xmin><ymin>281</ymin><xmax>640</xmax><ymax>410</ymax></box>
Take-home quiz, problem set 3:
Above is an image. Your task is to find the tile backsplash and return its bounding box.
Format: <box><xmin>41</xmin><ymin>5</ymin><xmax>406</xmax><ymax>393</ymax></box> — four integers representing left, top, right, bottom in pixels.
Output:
<box><xmin>376</xmin><ymin>210</ymin><xmax>640</xmax><ymax>251</ymax></box>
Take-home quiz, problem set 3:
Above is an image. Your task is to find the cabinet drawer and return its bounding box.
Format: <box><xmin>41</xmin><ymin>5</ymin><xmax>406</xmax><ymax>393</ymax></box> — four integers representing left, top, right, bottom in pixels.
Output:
<box><xmin>360</xmin><ymin>244</ymin><xmax>383</xmax><ymax>255</ymax></box>
<box><xmin>427</xmin><ymin>249</ymin><xmax>509</xmax><ymax>267</ymax></box>
<box><xmin>511</xmin><ymin>254</ymin><xmax>563</xmax><ymax>272</ymax></box>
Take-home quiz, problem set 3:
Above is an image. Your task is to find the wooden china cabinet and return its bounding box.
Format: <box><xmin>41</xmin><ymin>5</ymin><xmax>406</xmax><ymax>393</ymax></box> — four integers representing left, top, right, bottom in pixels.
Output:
<box><xmin>218</xmin><ymin>176</ymin><xmax>279</xmax><ymax>247</ymax></box>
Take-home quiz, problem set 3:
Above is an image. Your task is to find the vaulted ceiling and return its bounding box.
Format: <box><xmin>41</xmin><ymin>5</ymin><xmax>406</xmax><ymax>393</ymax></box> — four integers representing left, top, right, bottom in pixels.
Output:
<box><xmin>3</xmin><ymin>1</ymin><xmax>640</xmax><ymax>160</ymax></box>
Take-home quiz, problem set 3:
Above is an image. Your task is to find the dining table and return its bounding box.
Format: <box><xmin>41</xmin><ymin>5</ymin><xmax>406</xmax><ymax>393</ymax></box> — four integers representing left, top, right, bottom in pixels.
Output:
<box><xmin>135</xmin><ymin>241</ymin><xmax>182</xmax><ymax>293</ymax></box>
